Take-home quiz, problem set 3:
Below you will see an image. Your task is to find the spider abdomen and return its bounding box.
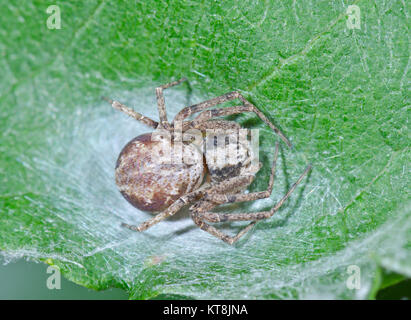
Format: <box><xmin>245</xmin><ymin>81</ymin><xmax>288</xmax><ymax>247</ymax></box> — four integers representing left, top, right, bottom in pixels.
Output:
<box><xmin>115</xmin><ymin>133</ymin><xmax>204</xmax><ymax>212</ymax></box>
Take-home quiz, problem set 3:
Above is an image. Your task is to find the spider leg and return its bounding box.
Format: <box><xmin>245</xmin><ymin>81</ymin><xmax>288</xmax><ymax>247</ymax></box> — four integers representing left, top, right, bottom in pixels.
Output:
<box><xmin>193</xmin><ymin>105</ymin><xmax>249</xmax><ymax>123</ymax></box>
<box><xmin>174</xmin><ymin>91</ymin><xmax>291</xmax><ymax>147</ymax></box>
<box><xmin>121</xmin><ymin>183</ymin><xmax>209</xmax><ymax>232</ymax></box>
<box><xmin>174</xmin><ymin>92</ymin><xmax>239</xmax><ymax>122</ymax></box>
<box><xmin>122</xmin><ymin>170</ymin><xmax>256</xmax><ymax>234</ymax></box>
<box><xmin>102</xmin><ymin>96</ymin><xmax>159</xmax><ymax>129</ymax></box>
<box><xmin>199</xmin><ymin>164</ymin><xmax>311</xmax><ymax>223</ymax></box>
<box><xmin>186</xmin><ymin>119</ymin><xmax>241</xmax><ymax>131</ymax></box>
<box><xmin>156</xmin><ymin>78</ymin><xmax>187</xmax><ymax>128</ymax></box>
<box><xmin>189</xmin><ymin>169</ymin><xmax>259</xmax><ymax>244</ymax></box>
<box><xmin>191</xmin><ymin>211</ymin><xmax>257</xmax><ymax>245</ymax></box>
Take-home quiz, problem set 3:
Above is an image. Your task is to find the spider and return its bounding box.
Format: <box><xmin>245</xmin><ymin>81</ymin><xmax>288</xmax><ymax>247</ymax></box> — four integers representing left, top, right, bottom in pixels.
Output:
<box><xmin>105</xmin><ymin>78</ymin><xmax>311</xmax><ymax>244</ymax></box>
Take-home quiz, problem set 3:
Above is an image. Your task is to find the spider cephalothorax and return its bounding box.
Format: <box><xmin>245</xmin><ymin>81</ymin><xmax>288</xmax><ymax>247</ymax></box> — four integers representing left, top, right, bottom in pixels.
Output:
<box><xmin>204</xmin><ymin>129</ymin><xmax>257</xmax><ymax>183</ymax></box>
<box><xmin>105</xmin><ymin>78</ymin><xmax>311</xmax><ymax>244</ymax></box>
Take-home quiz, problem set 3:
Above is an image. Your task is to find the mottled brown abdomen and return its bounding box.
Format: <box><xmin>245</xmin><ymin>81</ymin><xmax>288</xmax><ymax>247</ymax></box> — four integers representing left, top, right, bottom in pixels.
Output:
<box><xmin>115</xmin><ymin>133</ymin><xmax>204</xmax><ymax>212</ymax></box>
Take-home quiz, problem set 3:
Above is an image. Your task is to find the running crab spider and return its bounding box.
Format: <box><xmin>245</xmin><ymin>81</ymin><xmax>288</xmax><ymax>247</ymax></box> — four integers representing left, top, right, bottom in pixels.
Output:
<box><xmin>104</xmin><ymin>78</ymin><xmax>311</xmax><ymax>244</ymax></box>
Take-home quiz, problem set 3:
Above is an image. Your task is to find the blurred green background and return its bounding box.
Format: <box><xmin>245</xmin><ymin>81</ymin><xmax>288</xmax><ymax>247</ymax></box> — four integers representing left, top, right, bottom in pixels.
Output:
<box><xmin>0</xmin><ymin>259</ymin><xmax>127</xmax><ymax>299</ymax></box>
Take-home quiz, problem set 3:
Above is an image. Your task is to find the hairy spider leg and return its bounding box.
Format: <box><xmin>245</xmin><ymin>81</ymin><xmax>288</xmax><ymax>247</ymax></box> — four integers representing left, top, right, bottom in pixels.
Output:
<box><xmin>121</xmin><ymin>183</ymin><xmax>210</xmax><ymax>232</ymax></box>
<box><xmin>194</xmin><ymin>164</ymin><xmax>311</xmax><ymax>245</ymax></box>
<box><xmin>174</xmin><ymin>91</ymin><xmax>292</xmax><ymax>147</ymax></box>
<box><xmin>103</xmin><ymin>78</ymin><xmax>187</xmax><ymax>129</ymax></box>
<box><xmin>190</xmin><ymin>174</ymin><xmax>258</xmax><ymax>245</ymax></box>
<box><xmin>102</xmin><ymin>96</ymin><xmax>159</xmax><ymax>129</ymax></box>
<box><xmin>155</xmin><ymin>78</ymin><xmax>187</xmax><ymax>129</ymax></box>
<box><xmin>191</xmin><ymin>213</ymin><xmax>257</xmax><ymax>245</ymax></box>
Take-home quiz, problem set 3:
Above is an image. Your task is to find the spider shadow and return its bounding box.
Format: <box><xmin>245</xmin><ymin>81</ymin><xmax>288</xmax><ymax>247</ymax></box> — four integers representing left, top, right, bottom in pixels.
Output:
<box><xmin>226</xmin><ymin>94</ymin><xmax>290</xmax><ymax>144</ymax></box>
<box><xmin>185</xmin><ymin>79</ymin><xmax>193</xmax><ymax>106</ymax></box>
<box><xmin>256</xmin><ymin>147</ymin><xmax>312</xmax><ymax>231</ymax></box>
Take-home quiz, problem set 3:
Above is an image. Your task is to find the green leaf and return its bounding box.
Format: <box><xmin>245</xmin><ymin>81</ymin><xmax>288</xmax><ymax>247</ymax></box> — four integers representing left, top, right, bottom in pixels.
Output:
<box><xmin>0</xmin><ymin>0</ymin><xmax>409</xmax><ymax>299</ymax></box>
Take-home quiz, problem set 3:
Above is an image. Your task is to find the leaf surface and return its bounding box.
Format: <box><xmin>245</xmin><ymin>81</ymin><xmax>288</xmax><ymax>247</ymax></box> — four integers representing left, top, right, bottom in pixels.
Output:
<box><xmin>0</xmin><ymin>0</ymin><xmax>409</xmax><ymax>299</ymax></box>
